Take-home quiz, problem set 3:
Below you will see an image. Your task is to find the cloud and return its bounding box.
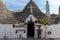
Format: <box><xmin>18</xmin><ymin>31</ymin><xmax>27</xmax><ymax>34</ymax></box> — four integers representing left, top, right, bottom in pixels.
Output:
<box><xmin>2</xmin><ymin>0</ymin><xmax>29</xmax><ymax>10</ymax></box>
<box><xmin>2</xmin><ymin>0</ymin><xmax>60</xmax><ymax>14</ymax></box>
<box><xmin>3</xmin><ymin>0</ymin><xmax>28</xmax><ymax>6</ymax></box>
<box><xmin>47</xmin><ymin>0</ymin><xmax>60</xmax><ymax>14</ymax></box>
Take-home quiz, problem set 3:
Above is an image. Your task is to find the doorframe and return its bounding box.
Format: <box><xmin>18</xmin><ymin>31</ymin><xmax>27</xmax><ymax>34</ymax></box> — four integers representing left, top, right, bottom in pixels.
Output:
<box><xmin>27</xmin><ymin>22</ymin><xmax>35</xmax><ymax>38</ymax></box>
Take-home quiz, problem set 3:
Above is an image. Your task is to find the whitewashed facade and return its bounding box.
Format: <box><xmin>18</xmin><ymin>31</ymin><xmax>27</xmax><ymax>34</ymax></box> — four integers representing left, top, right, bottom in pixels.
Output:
<box><xmin>0</xmin><ymin>23</ymin><xmax>60</xmax><ymax>38</ymax></box>
<box><xmin>46</xmin><ymin>23</ymin><xmax>60</xmax><ymax>38</ymax></box>
<box><xmin>25</xmin><ymin>14</ymin><xmax>37</xmax><ymax>23</ymax></box>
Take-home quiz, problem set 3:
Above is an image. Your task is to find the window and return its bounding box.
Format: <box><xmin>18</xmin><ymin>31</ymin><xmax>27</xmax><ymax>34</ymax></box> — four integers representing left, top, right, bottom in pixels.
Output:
<box><xmin>16</xmin><ymin>30</ymin><xmax>17</xmax><ymax>34</ymax></box>
<box><xmin>47</xmin><ymin>31</ymin><xmax>51</xmax><ymax>35</ymax></box>
<box><xmin>24</xmin><ymin>30</ymin><xmax>25</xmax><ymax>33</ymax></box>
<box><xmin>35</xmin><ymin>20</ymin><xmax>38</xmax><ymax>23</ymax></box>
<box><xmin>13</xmin><ymin>24</ymin><xmax>15</xmax><ymax>28</ymax></box>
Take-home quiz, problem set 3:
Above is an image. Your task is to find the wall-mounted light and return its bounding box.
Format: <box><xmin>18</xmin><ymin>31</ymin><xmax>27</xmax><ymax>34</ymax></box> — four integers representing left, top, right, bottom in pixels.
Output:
<box><xmin>13</xmin><ymin>24</ymin><xmax>15</xmax><ymax>28</ymax></box>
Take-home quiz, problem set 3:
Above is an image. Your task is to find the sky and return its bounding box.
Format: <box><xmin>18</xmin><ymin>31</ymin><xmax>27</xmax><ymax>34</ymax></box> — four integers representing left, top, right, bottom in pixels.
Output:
<box><xmin>2</xmin><ymin>0</ymin><xmax>60</xmax><ymax>14</ymax></box>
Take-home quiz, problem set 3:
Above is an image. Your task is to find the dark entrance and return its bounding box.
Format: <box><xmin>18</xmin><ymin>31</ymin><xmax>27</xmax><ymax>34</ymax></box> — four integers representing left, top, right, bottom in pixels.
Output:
<box><xmin>27</xmin><ymin>21</ymin><xmax>34</xmax><ymax>38</ymax></box>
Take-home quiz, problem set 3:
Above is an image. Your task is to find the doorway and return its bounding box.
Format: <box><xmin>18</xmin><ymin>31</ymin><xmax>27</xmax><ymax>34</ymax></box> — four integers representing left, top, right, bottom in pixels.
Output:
<box><xmin>27</xmin><ymin>21</ymin><xmax>34</xmax><ymax>38</ymax></box>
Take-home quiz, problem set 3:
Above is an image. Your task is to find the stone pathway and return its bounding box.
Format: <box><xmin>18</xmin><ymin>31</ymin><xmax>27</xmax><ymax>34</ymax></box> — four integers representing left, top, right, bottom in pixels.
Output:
<box><xmin>21</xmin><ymin>38</ymin><xmax>46</xmax><ymax>40</ymax></box>
<box><xmin>0</xmin><ymin>38</ymin><xmax>56</xmax><ymax>40</ymax></box>
<box><xmin>21</xmin><ymin>38</ymin><xmax>54</xmax><ymax>40</ymax></box>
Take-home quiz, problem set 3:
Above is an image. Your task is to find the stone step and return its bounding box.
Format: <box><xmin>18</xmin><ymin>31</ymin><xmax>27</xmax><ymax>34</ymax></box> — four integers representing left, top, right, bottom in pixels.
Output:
<box><xmin>0</xmin><ymin>38</ymin><xmax>54</xmax><ymax>40</ymax></box>
<box><xmin>21</xmin><ymin>38</ymin><xmax>54</xmax><ymax>40</ymax></box>
<box><xmin>21</xmin><ymin>38</ymin><xmax>43</xmax><ymax>40</ymax></box>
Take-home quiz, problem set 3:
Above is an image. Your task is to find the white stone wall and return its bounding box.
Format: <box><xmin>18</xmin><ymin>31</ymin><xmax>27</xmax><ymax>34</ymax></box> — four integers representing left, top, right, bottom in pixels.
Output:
<box><xmin>46</xmin><ymin>23</ymin><xmax>60</xmax><ymax>38</ymax></box>
<box><xmin>14</xmin><ymin>27</ymin><xmax>27</xmax><ymax>38</ymax></box>
<box><xmin>25</xmin><ymin>15</ymin><xmax>37</xmax><ymax>23</ymax></box>
<box><xmin>0</xmin><ymin>24</ymin><xmax>27</xmax><ymax>38</ymax></box>
<box><xmin>0</xmin><ymin>24</ymin><xmax>16</xmax><ymax>38</ymax></box>
<box><xmin>0</xmin><ymin>23</ymin><xmax>60</xmax><ymax>38</ymax></box>
<box><xmin>41</xmin><ymin>25</ymin><xmax>46</xmax><ymax>38</ymax></box>
<box><xmin>38</xmin><ymin>24</ymin><xmax>60</xmax><ymax>38</ymax></box>
<box><xmin>14</xmin><ymin>24</ymin><xmax>27</xmax><ymax>38</ymax></box>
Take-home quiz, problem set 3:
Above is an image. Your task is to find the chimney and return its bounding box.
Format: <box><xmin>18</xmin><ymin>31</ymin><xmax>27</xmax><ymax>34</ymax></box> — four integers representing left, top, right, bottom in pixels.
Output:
<box><xmin>59</xmin><ymin>6</ymin><xmax>60</xmax><ymax>16</ymax></box>
<box><xmin>46</xmin><ymin>1</ymin><xmax>50</xmax><ymax>17</ymax></box>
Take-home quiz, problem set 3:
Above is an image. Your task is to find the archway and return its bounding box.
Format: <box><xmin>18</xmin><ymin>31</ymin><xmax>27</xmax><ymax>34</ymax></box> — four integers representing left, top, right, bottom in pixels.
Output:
<box><xmin>27</xmin><ymin>21</ymin><xmax>34</xmax><ymax>38</ymax></box>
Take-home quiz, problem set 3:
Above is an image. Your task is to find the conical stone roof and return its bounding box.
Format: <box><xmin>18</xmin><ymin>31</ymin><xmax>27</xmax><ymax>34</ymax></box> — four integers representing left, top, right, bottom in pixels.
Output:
<box><xmin>0</xmin><ymin>0</ymin><xmax>14</xmax><ymax>24</ymax></box>
<box><xmin>14</xmin><ymin>0</ymin><xmax>46</xmax><ymax>21</ymax></box>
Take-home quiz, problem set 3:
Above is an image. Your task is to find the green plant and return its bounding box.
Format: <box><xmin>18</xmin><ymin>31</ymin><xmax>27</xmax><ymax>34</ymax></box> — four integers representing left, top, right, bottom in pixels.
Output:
<box><xmin>38</xmin><ymin>19</ymin><xmax>49</xmax><ymax>26</ymax></box>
